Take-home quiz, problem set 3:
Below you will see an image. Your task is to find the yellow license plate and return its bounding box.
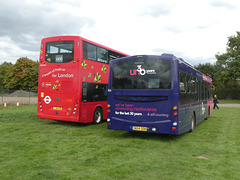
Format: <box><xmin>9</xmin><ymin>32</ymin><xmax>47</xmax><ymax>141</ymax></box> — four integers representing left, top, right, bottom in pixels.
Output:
<box><xmin>53</xmin><ymin>107</ymin><xmax>62</xmax><ymax>110</ymax></box>
<box><xmin>132</xmin><ymin>126</ymin><xmax>148</xmax><ymax>131</ymax></box>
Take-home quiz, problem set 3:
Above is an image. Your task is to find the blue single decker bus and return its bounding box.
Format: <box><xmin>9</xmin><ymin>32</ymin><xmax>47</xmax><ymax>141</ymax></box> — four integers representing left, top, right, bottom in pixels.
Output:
<box><xmin>107</xmin><ymin>54</ymin><xmax>213</xmax><ymax>135</ymax></box>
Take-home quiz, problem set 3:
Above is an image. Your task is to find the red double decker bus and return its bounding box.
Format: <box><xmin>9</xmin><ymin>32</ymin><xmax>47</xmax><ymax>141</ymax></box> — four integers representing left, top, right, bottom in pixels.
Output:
<box><xmin>37</xmin><ymin>36</ymin><xmax>128</xmax><ymax>124</ymax></box>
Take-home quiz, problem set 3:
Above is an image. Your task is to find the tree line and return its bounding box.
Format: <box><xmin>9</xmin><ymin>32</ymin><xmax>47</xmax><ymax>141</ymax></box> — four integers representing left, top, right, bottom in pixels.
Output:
<box><xmin>0</xmin><ymin>32</ymin><xmax>239</xmax><ymax>99</ymax></box>
<box><xmin>195</xmin><ymin>32</ymin><xmax>240</xmax><ymax>99</ymax></box>
<box><xmin>0</xmin><ymin>57</ymin><xmax>38</xmax><ymax>91</ymax></box>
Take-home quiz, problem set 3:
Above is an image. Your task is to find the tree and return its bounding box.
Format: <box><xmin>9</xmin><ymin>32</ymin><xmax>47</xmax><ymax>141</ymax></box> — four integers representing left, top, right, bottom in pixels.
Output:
<box><xmin>194</xmin><ymin>63</ymin><xmax>218</xmax><ymax>83</ymax></box>
<box><xmin>194</xmin><ymin>32</ymin><xmax>240</xmax><ymax>99</ymax></box>
<box><xmin>214</xmin><ymin>31</ymin><xmax>240</xmax><ymax>99</ymax></box>
<box><xmin>0</xmin><ymin>62</ymin><xmax>13</xmax><ymax>89</ymax></box>
<box><xmin>4</xmin><ymin>57</ymin><xmax>39</xmax><ymax>90</ymax></box>
<box><xmin>215</xmin><ymin>31</ymin><xmax>240</xmax><ymax>84</ymax></box>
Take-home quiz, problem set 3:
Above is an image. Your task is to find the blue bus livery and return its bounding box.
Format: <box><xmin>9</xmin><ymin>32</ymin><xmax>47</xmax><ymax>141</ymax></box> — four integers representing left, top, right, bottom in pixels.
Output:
<box><xmin>107</xmin><ymin>54</ymin><xmax>213</xmax><ymax>135</ymax></box>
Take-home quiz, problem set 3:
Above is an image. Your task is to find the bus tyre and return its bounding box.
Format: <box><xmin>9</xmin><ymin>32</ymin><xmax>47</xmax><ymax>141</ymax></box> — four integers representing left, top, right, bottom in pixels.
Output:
<box><xmin>93</xmin><ymin>107</ymin><xmax>103</xmax><ymax>124</ymax></box>
<box><xmin>190</xmin><ymin>113</ymin><xmax>196</xmax><ymax>132</ymax></box>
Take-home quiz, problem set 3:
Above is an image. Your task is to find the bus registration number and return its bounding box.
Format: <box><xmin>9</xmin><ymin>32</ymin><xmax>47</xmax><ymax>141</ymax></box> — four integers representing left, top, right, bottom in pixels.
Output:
<box><xmin>132</xmin><ymin>126</ymin><xmax>147</xmax><ymax>131</ymax></box>
<box><xmin>53</xmin><ymin>107</ymin><xmax>62</xmax><ymax>110</ymax></box>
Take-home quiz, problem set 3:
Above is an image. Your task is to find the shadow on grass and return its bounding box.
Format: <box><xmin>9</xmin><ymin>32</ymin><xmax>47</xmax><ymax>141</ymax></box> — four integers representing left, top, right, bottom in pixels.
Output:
<box><xmin>109</xmin><ymin>130</ymin><xmax>187</xmax><ymax>142</ymax></box>
<box><xmin>47</xmin><ymin>120</ymin><xmax>92</xmax><ymax>127</ymax></box>
<box><xmin>42</xmin><ymin>118</ymin><xmax>187</xmax><ymax>141</ymax></box>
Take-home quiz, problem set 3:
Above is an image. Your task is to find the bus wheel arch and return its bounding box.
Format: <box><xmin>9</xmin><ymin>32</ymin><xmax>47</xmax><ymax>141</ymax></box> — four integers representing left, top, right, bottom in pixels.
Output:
<box><xmin>190</xmin><ymin>112</ymin><xmax>196</xmax><ymax>132</ymax></box>
<box><xmin>93</xmin><ymin>106</ymin><xmax>103</xmax><ymax>124</ymax></box>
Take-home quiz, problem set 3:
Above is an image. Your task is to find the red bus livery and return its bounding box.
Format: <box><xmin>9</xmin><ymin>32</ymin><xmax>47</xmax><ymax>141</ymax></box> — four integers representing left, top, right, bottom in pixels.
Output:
<box><xmin>37</xmin><ymin>36</ymin><xmax>128</xmax><ymax>123</ymax></box>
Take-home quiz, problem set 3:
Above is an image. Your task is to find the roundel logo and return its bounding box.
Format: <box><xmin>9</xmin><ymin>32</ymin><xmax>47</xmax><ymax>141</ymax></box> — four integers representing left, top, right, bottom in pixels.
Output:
<box><xmin>44</xmin><ymin>96</ymin><xmax>52</xmax><ymax>104</ymax></box>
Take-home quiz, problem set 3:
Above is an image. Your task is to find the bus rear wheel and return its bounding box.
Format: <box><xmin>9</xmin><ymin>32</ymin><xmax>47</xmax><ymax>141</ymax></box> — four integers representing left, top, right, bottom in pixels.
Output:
<box><xmin>190</xmin><ymin>113</ymin><xmax>196</xmax><ymax>132</ymax></box>
<box><xmin>93</xmin><ymin>107</ymin><xmax>103</xmax><ymax>124</ymax></box>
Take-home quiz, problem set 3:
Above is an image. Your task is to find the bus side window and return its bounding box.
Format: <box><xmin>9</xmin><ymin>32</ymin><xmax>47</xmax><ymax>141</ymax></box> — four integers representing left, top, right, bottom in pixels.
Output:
<box><xmin>208</xmin><ymin>84</ymin><xmax>212</xmax><ymax>100</ymax></box>
<box><xmin>179</xmin><ymin>71</ymin><xmax>187</xmax><ymax>106</ymax></box>
<box><xmin>190</xmin><ymin>77</ymin><xmax>196</xmax><ymax>93</ymax></box>
<box><xmin>198</xmin><ymin>80</ymin><xmax>202</xmax><ymax>101</ymax></box>
<box><xmin>186</xmin><ymin>75</ymin><xmax>191</xmax><ymax>93</ymax></box>
<box><xmin>179</xmin><ymin>72</ymin><xmax>186</xmax><ymax>93</ymax></box>
<box><xmin>109</xmin><ymin>51</ymin><xmax>125</xmax><ymax>62</ymax></box>
<box><xmin>205</xmin><ymin>82</ymin><xmax>208</xmax><ymax>100</ymax></box>
<box><xmin>83</xmin><ymin>41</ymin><xmax>96</xmax><ymax>61</ymax></box>
<box><xmin>201</xmin><ymin>81</ymin><xmax>204</xmax><ymax>100</ymax></box>
<box><xmin>97</xmin><ymin>47</ymin><xmax>108</xmax><ymax>63</ymax></box>
<box><xmin>82</xmin><ymin>82</ymin><xmax>107</xmax><ymax>102</ymax></box>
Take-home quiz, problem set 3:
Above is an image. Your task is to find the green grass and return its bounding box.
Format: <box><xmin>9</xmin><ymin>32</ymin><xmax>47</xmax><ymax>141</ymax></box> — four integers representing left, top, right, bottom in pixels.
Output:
<box><xmin>0</xmin><ymin>105</ymin><xmax>240</xmax><ymax>180</ymax></box>
<box><xmin>220</xmin><ymin>100</ymin><xmax>240</xmax><ymax>104</ymax></box>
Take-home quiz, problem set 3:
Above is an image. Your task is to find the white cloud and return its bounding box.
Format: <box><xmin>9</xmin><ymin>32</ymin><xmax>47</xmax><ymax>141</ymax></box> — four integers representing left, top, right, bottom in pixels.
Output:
<box><xmin>0</xmin><ymin>37</ymin><xmax>39</xmax><ymax>62</ymax></box>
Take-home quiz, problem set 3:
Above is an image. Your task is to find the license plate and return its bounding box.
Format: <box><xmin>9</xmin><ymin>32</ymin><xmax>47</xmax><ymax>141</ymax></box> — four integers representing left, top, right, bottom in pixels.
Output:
<box><xmin>132</xmin><ymin>126</ymin><xmax>148</xmax><ymax>131</ymax></box>
<box><xmin>53</xmin><ymin>107</ymin><xmax>62</xmax><ymax>110</ymax></box>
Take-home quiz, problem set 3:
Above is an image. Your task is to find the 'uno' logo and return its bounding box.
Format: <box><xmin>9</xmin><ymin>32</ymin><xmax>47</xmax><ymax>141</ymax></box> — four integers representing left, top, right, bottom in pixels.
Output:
<box><xmin>130</xmin><ymin>65</ymin><xmax>156</xmax><ymax>76</ymax></box>
<box><xmin>130</xmin><ymin>65</ymin><xmax>146</xmax><ymax>76</ymax></box>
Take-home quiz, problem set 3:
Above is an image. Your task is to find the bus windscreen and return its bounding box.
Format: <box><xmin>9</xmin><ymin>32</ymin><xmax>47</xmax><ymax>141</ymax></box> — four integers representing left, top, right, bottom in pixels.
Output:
<box><xmin>112</xmin><ymin>57</ymin><xmax>171</xmax><ymax>89</ymax></box>
<box><xmin>46</xmin><ymin>41</ymin><xmax>74</xmax><ymax>63</ymax></box>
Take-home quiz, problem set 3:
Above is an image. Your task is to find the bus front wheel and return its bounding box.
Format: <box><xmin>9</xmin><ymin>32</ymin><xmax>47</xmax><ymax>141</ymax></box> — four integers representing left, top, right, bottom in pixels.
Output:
<box><xmin>93</xmin><ymin>107</ymin><xmax>103</xmax><ymax>124</ymax></box>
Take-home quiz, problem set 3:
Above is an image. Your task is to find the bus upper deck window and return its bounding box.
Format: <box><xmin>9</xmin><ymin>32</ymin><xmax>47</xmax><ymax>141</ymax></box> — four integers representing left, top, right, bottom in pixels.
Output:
<box><xmin>46</xmin><ymin>41</ymin><xmax>74</xmax><ymax>63</ymax></box>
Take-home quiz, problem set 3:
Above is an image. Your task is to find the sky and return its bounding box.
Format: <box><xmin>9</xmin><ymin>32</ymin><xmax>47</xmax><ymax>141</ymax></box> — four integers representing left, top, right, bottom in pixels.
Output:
<box><xmin>0</xmin><ymin>0</ymin><xmax>239</xmax><ymax>65</ymax></box>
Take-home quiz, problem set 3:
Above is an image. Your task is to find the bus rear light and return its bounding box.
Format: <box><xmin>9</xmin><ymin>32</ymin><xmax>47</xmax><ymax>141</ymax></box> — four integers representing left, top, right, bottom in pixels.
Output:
<box><xmin>173</xmin><ymin>122</ymin><xmax>178</xmax><ymax>126</ymax></box>
<box><xmin>173</xmin><ymin>106</ymin><xmax>178</xmax><ymax>110</ymax></box>
<box><xmin>74</xmin><ymin>108</ymin><xmax>77</xmax><ymax>111</ymax></box>
<box><xmin>152</xmin><ymin>128</ymin><xmax>157</xmax><ymax>132</ymax></box>
<box><xmin>107</xmin><ymin>118</ymin><xmax>110</xmax><ymax>122</ymax></box>
<box><xmin>173</xmin><ymin>112</ymin><xmax>177</xmax><ymax>117</ymax></box>
<box><xmin>107</xmin><ymin>104</ymin><xmax>111</xmax><ymax>108</ymax></box>
<box><xmin>40</xmin><ymin>105</ymin><xmax>42</xmax><ymax>108</ymax></box>
<box><xmin>107</xmin><ymin>110</ymin><xmax>110</xmax><ymax>113</ymax></box>
<box><xmin>172</xmin><ymin>127</ymin><xmax>176</xmax><ymax>130</ymax></box>
<box><xmin>41</xmin><ymin>109</ymin><xmax>43</xmax><ymax>112</ymax></box>
<box><xmin>73</xmin><ymin>112</ymin><xmax>76</xmax><ymax>115</ymax></box>
<box><xmin>108</xmin><ymin>123</ymin><xmax>111</xmax><ymax>125</ymax></box>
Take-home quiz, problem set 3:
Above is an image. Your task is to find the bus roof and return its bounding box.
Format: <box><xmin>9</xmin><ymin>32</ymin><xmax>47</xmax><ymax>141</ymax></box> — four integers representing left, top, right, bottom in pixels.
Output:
<box><xmin>42</xmin><ymin>35</ymin><xmax>129</xmax><ymax>57</ymax></box>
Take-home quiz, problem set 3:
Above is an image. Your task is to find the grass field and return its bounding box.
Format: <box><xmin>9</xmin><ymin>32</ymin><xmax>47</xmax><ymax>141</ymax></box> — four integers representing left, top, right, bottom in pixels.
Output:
<box><xmin>0</xmin><ymin>105</ymin><xmax>239</xmax><ymax>180</ymax></box>
<box><xmin>220</xmin><ymin>100</ymin><xmax>240</xmax><ymax>104</ymax></box>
